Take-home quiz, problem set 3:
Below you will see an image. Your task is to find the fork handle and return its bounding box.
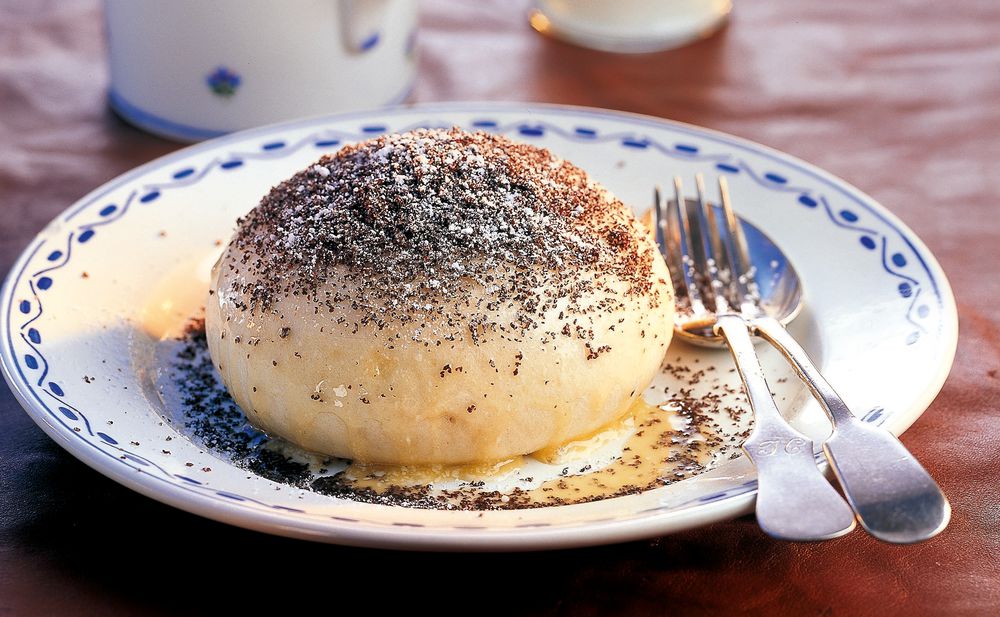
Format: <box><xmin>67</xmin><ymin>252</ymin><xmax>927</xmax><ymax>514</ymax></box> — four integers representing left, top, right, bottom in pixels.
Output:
<box><xmin>715</xmin><ymin>315</ymin><xmax>856</xmax><ymax>541</ymax></box>
<box><xmin>752</xmin><ymin>316</ymin><xmax>950</xmax><ymax>543</ymax></box>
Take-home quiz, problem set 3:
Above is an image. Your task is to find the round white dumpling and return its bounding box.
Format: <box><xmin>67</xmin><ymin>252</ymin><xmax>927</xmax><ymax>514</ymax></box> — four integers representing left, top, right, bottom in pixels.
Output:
<box><xmin>206</xmin><ymin>128</ymin><xmax>674</xmax><ymax>465</ymax></box>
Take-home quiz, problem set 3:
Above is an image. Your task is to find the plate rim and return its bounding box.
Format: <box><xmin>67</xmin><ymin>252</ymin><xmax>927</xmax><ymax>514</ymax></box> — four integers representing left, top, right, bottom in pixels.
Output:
<box><xmin>0</xmin><ymin>101</ymin><xmax>958</xmax><ymax>550</ymax></box>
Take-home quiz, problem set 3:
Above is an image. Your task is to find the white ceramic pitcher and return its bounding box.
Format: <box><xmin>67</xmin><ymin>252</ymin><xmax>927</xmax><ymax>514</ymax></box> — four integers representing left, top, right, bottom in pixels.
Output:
<box><xmin>106</xmin><ymin>0</ymin><xmax>417</xmax><ymax>142</ymax></box>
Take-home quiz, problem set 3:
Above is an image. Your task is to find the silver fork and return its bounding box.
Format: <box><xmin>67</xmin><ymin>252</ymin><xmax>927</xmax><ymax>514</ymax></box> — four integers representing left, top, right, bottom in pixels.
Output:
<box><xmin>656</xmin><ymin>174</ymin><xmax>950</xmax><ymax>543</ymax></box>
<box><xmin>655</xmin><ymin>175</ymin><xmax>856</xmax><ymax>541</ymax></box>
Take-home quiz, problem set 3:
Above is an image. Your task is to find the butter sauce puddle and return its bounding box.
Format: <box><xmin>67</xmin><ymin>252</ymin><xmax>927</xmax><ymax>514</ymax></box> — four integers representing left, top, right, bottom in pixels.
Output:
<box><xmin>145</xmin><ymin>258</ymin><xmax>785</xmax><ymax>510</ymax></box>
<box><xmin>152</xmin><ymin>315</ymin><xmax>751</xmax><ymax>510</ymax></box>
<box><xmin>336</xmin><ymin>397</ymin><xmax>722</xmax><ymax>508</ymax></box>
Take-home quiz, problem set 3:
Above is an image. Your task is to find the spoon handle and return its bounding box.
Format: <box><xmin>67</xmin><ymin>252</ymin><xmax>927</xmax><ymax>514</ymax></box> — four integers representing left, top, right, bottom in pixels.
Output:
<box><xmin>715</xmin><ymin>315</ymin><xmax>856</xmax><ymax>541</ymax></box>
<box><xmin>752</xmin><ymin>316</ymin><xmax>950</xmax><ymax>543</ymax></box>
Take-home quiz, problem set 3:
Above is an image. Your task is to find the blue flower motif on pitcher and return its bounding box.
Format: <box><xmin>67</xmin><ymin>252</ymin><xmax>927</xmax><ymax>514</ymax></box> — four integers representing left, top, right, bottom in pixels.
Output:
<box><xmin>206</xmin><ymin>66</ymin><xmax>241</xmax><ymax>97</ymax></box>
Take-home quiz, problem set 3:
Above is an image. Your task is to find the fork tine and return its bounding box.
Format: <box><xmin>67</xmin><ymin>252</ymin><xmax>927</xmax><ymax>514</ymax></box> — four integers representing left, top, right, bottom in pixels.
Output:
<box><xmin>670</xmin><ymin>177</ymin><xmax>707</xmax><ymax>316</ymax></box>
<box><xmin>696</xmin><ymin>174</ymin><xmax>727</xmax><ymax>280</ymax></box>
<box><xmin>655</xmin><ymin>183</ymin><xmax>688</xmax><ymax>310</ymax></box>
<box><xmin>653</xmin><ymin>184</ymin><xmax>671</xmax><ymax>258</ymax></box>
<box><xmin>692</xmin><ymin>173</ymin><xmax>731</xmax><ymax>314</ymax></box>
<box><xmin>718</xmin><ymin>176</ymin><xmax>760</xmax><ymax>308</ymax></box>
<box><xmin>653</xmin><ymin>185</ymin><xmax>665</xmax><ymax>252</ymax></box>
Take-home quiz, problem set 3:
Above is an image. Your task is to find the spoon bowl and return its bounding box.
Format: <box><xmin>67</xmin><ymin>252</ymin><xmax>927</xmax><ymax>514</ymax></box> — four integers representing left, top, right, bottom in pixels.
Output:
<box><xmin>670</xmin><ymin>199</ymin><xmax>802</xmax><ymax>347</ymax></box>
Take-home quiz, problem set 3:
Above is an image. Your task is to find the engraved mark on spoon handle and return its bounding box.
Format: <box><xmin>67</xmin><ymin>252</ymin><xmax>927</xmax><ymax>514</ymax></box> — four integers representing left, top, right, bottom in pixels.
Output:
<box><xmin>752</xmin><ymin>316</ymin><xmax>950</xmax><ymax>543</ymax></box>
<box><xmin>715</xmin><ymin>315</ymin><xmax>856</xmax><ymax>541</ymax></box>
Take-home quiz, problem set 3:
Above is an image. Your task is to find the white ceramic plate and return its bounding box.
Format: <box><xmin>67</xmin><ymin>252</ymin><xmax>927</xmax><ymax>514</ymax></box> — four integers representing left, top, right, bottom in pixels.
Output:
<box><xmin>0</xmin><ymin>104</ymin><xmax>957</xmax><ymax>550</ymax></box>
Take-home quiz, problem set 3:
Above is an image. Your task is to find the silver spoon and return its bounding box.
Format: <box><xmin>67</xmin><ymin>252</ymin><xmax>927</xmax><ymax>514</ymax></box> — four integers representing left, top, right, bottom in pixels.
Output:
<box><xmin>657</xmin><ymin>177</ymin><xmax>855</xmax><ymax>541</ymax></box>
<box><xmin>656</xmin><ymin>175</ymin><xmax>950</xmax><ymax>544</ymax></box>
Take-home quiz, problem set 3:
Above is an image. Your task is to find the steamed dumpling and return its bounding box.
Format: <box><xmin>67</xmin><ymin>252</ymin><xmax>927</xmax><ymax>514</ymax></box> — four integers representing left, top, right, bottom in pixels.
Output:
<box><xmin>206</xmin><ymin>128</ymin><xmax>674</xmax><ymax>465</ymax></box>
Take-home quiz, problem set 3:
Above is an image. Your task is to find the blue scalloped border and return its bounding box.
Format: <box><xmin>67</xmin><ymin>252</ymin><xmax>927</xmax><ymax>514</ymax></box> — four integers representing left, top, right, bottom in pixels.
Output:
<box><xmin>3</xmin><ymin>107</ymin><xmax>944</xmax><ymax>530</ymax></box>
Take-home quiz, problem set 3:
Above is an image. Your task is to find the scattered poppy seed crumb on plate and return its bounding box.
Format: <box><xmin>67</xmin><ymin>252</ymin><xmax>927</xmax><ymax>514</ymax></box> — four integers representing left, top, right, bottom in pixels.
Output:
<box><xmin>166</xmin><ymin>319</ymin><xmax>745</xmax><ymax>510</ymax></box>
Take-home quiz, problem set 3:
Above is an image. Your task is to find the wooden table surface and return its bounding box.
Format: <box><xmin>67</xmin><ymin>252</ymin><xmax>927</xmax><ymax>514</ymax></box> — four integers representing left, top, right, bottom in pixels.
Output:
<box><xmin>2</xmin><ymin>1</ymin><xmax>998</xmax><ymax>614</ymax></box>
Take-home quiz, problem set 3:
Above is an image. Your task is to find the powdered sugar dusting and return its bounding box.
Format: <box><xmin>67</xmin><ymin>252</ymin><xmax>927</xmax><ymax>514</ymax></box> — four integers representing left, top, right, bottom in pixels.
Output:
<box><xmin>226</xmin><ymin>128</ymin><xmax>663</xmax><ymax>346</ymax></box>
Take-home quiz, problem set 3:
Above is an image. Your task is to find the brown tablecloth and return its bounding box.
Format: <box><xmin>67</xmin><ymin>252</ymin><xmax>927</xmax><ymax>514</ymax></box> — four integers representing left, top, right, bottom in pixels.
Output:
<box><xmin>2</xmin><ymin>1</ymin><xmax>998</xmax><ymax>614</ymax></box>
